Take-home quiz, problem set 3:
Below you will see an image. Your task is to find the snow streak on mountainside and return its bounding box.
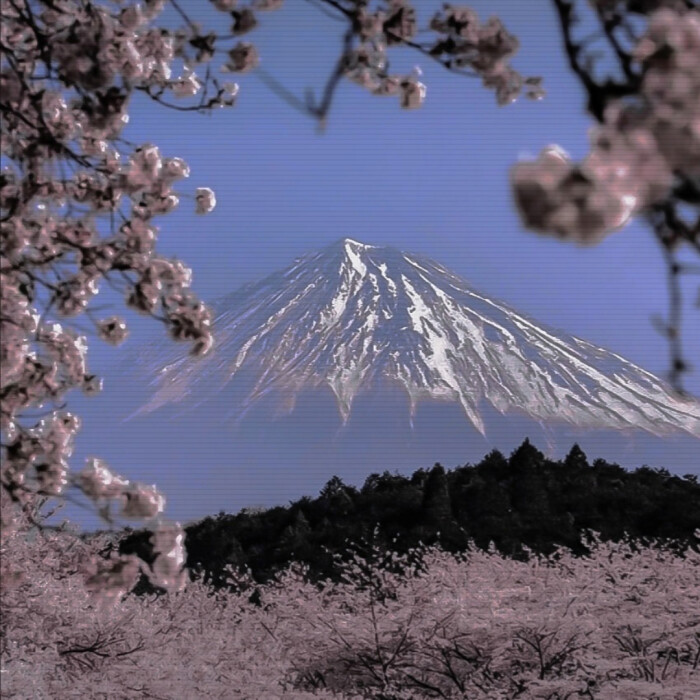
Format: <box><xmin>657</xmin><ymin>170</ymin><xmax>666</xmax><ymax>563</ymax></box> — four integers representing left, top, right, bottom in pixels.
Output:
<box><xmin>133</xmin><ymin>239</ymin><xmax>700</xmax><ymax>438</ymax></box>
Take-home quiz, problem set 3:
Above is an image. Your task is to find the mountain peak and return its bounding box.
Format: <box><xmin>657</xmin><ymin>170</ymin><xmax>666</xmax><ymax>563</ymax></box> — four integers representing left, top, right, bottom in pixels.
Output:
<box><xmin>339</xmin><ymin>237</ymin><xmax>375</xmax><ymax>249</ymax></box>
<box><xmin>133</xmin><ymin>241</ymin><xmax>700</xmax><ymax>439</ymax></box>
<box><xmin>337</xmin><ymin>237</ymin><xmax>374</xmax><ymax>280</ymax></box>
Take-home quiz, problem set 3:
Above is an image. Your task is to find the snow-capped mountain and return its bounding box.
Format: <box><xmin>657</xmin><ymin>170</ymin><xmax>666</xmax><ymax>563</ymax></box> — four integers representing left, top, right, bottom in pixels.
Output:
<box><xmin>132</xmin><ymin>238</ymin><xmax>700</xmax><ymax>439</ymax></box>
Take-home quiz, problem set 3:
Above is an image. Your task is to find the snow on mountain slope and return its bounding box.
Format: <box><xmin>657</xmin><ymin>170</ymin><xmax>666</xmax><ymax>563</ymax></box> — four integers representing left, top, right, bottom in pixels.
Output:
<box><xmin>131</xmin><ymin>238</ymin><xmax>700</xmax><ymax>438</ymax></box>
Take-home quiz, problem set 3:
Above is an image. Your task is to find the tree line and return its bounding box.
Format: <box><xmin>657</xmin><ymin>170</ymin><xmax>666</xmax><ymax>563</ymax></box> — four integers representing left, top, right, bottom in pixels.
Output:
<box><xmin>106</xmin><ymin>439</ymin><xmax>700</xmax><ymax>598</ymax></box>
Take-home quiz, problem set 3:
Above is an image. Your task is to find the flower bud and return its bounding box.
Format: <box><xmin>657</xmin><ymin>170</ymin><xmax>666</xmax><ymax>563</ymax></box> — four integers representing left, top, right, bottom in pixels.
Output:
<box><xmin>195</xmin><ymin>187</ymin><xmax>216</xmax><ymax>214</ymax></box>
<box><xmin>399</xmin><ymin>78</ymin><xmax>426</xmax><ymax>109</ymax></box>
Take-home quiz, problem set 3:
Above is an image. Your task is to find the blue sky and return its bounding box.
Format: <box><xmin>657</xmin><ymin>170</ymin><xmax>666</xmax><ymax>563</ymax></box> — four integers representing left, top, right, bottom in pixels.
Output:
<box><xmin>109</xmin><ymin>0</ymin><xmax>698</xmax><ymax>394</ymax></box>
<box><xmin>41</xmin><ymin>1</ymin><xmax>699</xmax><ymax>531</ymax></box>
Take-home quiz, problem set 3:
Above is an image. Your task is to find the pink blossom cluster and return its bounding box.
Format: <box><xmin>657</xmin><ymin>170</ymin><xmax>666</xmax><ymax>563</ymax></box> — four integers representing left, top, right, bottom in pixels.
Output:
<box><xmin>429</xmin><ymin>5</ymin><xmax>545</xmax><ymax>105</ymax></box>
<box><xmin>511</xmin><ymin>5</ymin><xmax>700</xmax><ymax>243</ymax></box>
<box><xmin>343</xmin><ymin>2</ymin><xmax>427</xmax><ymax>109</ymax></box>
<box><xmin>0</xmin><ymin>0</ymin><xmax>230</xmax><ymax>597</ymax></box>
<box><xmin>341</xmin><ymin>2</ymin><xmax>542</xmax><ymax>110</ymax></box>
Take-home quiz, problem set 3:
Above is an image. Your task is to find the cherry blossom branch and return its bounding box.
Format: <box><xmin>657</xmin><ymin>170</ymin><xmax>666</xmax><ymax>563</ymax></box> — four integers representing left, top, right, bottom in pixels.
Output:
<box><xmin>551</xmin><ymin>0</ymin><xmax>636</xmax><ymax>120</ymax></box>
<box><xmin>508</xmin><ymin>0</ymin><xmax>700</xmax><ymax>393</ymax></box>
<box><xmin>650</xmin><ymin>208</ymin><xmax>692</xmax><ymax>394</ymax></box>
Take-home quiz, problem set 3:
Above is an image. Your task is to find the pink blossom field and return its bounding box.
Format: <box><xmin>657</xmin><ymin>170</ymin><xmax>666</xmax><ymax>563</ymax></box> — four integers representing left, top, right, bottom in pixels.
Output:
<box><xmin>2</xmin><ymin>526</ymin><xmax>699</xmax><ymax>699</ymax></box>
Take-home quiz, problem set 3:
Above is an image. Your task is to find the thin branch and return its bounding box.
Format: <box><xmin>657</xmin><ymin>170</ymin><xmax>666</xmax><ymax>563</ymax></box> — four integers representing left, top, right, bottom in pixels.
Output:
<box><xmin>593</xmin><ymin>8</ymin><xmax>639</xmax><ymax>84</ymax></box>
<box><xmin>167</xmin><ymin>0</ymin><xmax>198</xmax><ymax>34</ymax></box>
<box><xmin>647</xmin><ymin>205</ymin><xmax>691</xmax><ymax>394</ymax></box>
<box><xmin>551</xmin><ymin>0</ymin><xmax>635</xmax><ymax>121</ymax></box>
<box><xmin>253</xmin><ymin>67</ymin><xmax>311</xmax><ymax>117</ymax></box>
<box><xmin>386</xmin><ymin>32</ymin><xmax>479</xmax><ymax>79</ymax></box>
<box><xmin>309</xmin><ymin>0</ymin><xmax>352</xmax><ymax>20</ymax></box>
<box><xmin>136</xmin><ymin>86</ymin><xmax>224</xmax><ymax>113</ymax></box>
<box><xmin>312</xmin><ymin>25</ymin><xmax>355</xmax><ymax>131</ymax></box>
<box><xmin>302</xmin><ymin>0</ymin><xmax>347</xmax><ymax>23</ymax></box>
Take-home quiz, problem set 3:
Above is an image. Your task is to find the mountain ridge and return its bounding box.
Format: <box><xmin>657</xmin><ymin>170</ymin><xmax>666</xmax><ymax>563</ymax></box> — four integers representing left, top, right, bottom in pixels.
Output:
<box><xmin>130</xmin><ymin>238</ymin><xmax>700</xmax><ymax>439</ymax></box>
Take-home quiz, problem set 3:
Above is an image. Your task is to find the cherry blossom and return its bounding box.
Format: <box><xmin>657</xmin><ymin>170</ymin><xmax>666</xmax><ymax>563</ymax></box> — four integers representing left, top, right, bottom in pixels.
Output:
<box><xmin>223</xmin><ymin>42</ymin><xmax>259</xmax><ymax>73</ymax></box>
<box><xmin>77</xmin><ymin>457</ymin><xmax>131</xmax><ymax>502</ymax></box>
<box><xmin>96</xmin><ymin>317</ymin><xmax>129</xmax><ymax>346</ymax></box>
<box><xmin>195</xmin><ymin>187</ymin><xmax>217</xmax><ymax>214</ymax></box>
<box><xmin>119</xmin><ymin>483</ymin><xmax>166</xmax><ymax>520</ymax></box>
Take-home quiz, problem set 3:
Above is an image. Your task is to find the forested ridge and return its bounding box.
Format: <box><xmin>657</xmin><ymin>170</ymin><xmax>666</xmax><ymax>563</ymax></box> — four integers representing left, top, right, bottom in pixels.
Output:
<box><xmin>106</xmin><ymin>440</ymin><xmax>700</xmax><ymax>597</ymax></box>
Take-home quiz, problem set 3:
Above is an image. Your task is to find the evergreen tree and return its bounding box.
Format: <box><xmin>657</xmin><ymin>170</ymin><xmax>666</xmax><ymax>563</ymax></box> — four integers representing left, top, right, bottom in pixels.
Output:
<box><xmin>280</xmin><ymin>510</ymin><xmax>312</xmax><ymax>550</ymax></box>
<box><xmin>422</xmin><ymin>463</ymin><xmax>454</xmax><ymax>525</ymax></box>
<box><xmin>320</xmin><ymin>476</ymin><xmax>355</xmax><ymax>515</ymax></box>
<box><xmin>564</xmin><ymin>443</ymin><xmax>589</xmax><ymax>469</ymax></box>
<box><xmin>320</xmin><ymin>475</ymin><xmax>347</xmax><ymax>499</ymax></box>
<box><xmin>509</xmin><ymin>438</ymin><xmax>545</xmax><ymax>471</ymax></box>
<box><xmin>480</xmin><ymin>449</ymin><xmax>508</xmax><ymax>469</ymax></box>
